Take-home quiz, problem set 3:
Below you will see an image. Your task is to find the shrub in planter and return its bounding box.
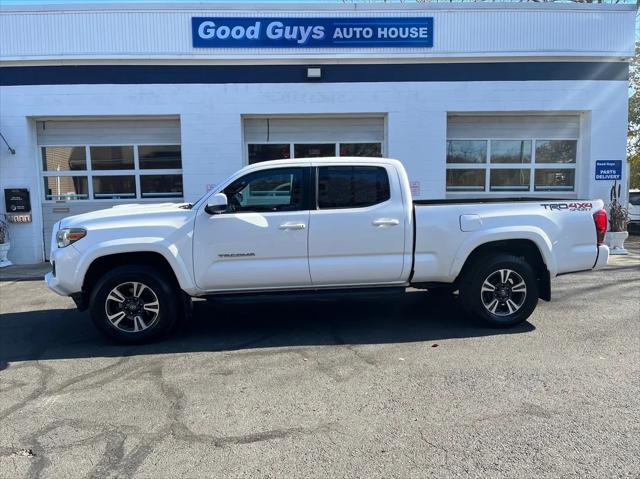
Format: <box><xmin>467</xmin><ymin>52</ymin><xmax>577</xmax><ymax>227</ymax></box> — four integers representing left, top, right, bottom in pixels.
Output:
<box><xmin>606</xmin><ymin>182</ymin><xmax>629</xmax><ymax>255</ymax></box>
<box><xmin>0</xmin><ymin>215</ymin><xmax>11</xmax><ymax>267</ymax></box>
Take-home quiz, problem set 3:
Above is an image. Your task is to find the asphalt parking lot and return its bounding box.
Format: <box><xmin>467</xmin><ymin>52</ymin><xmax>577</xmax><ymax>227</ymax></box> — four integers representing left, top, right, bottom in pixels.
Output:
<box><xmin>1</xmin><ymin>240</ymin><xmax>639</xmax><ymax>478</ymax></box>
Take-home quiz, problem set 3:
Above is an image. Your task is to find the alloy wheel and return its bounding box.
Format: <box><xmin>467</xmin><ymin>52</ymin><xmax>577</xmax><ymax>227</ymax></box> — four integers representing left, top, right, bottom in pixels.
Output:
<box><xmin>104</xmin><ymin>281</ymin><xmax>160</xmax><ymax>333</ymax></box>
<box><xmin>480</xmin><ymin>268</ymin><xmax>527</xmax><ymax>317</ymax></box>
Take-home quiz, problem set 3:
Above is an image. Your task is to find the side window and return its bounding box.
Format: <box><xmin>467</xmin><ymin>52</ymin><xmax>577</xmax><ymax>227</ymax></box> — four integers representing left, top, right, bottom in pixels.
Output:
<box><xmin>223</xmin><ymin>167</ymin><xmax>304</xmax><ymax>213</ymax></box>
<box><xmin>318</xmin><ymin>166</ymin><xmax>390</xmax><ymax>209</ymax></box>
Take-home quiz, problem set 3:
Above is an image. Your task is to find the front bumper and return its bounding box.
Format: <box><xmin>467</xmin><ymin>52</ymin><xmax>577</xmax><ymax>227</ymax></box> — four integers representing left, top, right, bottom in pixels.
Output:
<box><xmin>45</xmin><ymin>271</ymin><xmax>76</xmax><ymax>296</ymax></box>
<box><xmin>593</xmin><ymin>245</ymin><xmax>610</xmax><ymax>270</ymax></box>
<box><xmin>44</xmin><ymin>244</ymin><xmax>83</xmax><ymax>296</ymax></box>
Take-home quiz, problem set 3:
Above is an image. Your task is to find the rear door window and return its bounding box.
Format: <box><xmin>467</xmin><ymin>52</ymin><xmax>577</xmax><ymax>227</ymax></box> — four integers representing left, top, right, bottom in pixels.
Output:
<box><xmin>317</xmin><ymin>166</ymin><xmax>390</xmax><ymax>209</ymax></box>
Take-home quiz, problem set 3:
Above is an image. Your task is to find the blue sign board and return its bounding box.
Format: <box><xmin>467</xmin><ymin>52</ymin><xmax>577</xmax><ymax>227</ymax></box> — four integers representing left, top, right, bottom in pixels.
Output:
<box><xmin>595</xmin><ymin>160</ymin><xmax>622</xmax><ymax>181</ymax></box>
<box><xmin>192</xmin><ymin>17</ymin><xmax>434</xmax><ymax>48</ymax></box>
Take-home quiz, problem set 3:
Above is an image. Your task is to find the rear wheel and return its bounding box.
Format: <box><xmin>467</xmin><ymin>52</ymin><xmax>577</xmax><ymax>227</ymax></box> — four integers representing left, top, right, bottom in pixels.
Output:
<box><xmin>89</xmin><ymin>265</ymin><xmax>180</xmax><ymax>343</ymax></box>
<box><xmin>459</xmin><ymin>254</ymin><xmax>538</xmax><ymax>328</ymax></box>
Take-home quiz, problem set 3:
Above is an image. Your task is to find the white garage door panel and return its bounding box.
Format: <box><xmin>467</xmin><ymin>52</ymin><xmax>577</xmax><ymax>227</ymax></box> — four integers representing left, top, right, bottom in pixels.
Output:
<box><xmin>42</xmin><ymin>202</ymin><xmax>123</xmax><ymax>251</ymax></box>
<box><xmin>447</xmin><ymin>115</ymin><xmax>580</xmax><ymax>139</ymax></box>
<box><xmin>244</xmin><ymin>117</ymin><xmax>385</xmax><ymax>143</ymax></box>
<box><xmin>39</xmin><ymin>118</ymin><xmax>182</xmax><ymax>259</ymax></box>
<box><xmin>37</xmin><ymin>119</ymin><xmax>181</xmax><ymax>145</ymax></box>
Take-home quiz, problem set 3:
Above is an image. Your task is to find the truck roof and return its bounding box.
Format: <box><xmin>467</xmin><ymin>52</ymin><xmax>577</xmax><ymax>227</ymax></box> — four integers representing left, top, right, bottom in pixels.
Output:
<box><xmin>244</xmin><ymin>156</ymin><xmax>400</xmax><ymax>169</ymax></box>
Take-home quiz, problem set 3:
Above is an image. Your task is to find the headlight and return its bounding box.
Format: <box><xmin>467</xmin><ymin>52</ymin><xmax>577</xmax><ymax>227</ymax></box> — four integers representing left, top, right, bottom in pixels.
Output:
<box><xmin>56</xmin><ymin>228</ymin><xmax>87</xmax><ymax>248</ymax></box>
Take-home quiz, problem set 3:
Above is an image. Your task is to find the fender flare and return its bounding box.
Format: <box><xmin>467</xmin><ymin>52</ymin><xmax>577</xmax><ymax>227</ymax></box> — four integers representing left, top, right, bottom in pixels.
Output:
<box><xmin>72</xmin><ymin>238</ymin><xmax>198</xmax><ymax>293</ymax></box>
<box><xmin>448</xmin><ymin>227</ymin><xmax>556</xmax><ymax>279</ymax></box>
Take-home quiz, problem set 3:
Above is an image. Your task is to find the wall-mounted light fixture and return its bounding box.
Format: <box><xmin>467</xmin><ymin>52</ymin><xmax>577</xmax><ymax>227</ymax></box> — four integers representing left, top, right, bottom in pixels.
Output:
<box><xmin>0</xmin><ymin>132</ymin><xmax>16</xmax><ymax>155</ymax></box>
<box><xmin>306</xmin><ymin>67</ymin><xmax>322</xmax><ymax>80</ymax></box>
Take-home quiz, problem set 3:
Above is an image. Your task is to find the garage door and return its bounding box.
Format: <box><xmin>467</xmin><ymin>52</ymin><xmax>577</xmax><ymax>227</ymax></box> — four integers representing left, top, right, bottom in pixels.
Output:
<box><xmin>446</xmin><ymin>114</ymin><xmax>580</xmax><ymax>195</ymax></box>
<box><xmin>39</xmin><ymin>118</ymin><xmax>182</xmax><ymax>259</ymax></box>
<box><xmin>243</xmin><ymin>117</ymin><xmax>385</xmax><ymax>164</ymax></box>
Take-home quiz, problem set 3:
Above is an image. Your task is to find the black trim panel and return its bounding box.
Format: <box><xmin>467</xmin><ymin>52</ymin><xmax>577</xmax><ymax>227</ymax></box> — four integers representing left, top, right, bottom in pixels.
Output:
<box><xmin>414</xmin><ymin>197</ymin><xmax>590</xmax><ymax>206</ymax></box>
<box><xmin>0</xmin><ymin>62</ymin><xmax>628</xmax><ymax>86</ymax></box>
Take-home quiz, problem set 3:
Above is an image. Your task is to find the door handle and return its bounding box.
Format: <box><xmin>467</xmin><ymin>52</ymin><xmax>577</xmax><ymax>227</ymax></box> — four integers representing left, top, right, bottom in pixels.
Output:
<box><xmin>372</xmin><ymin>218</ymin><xmax>400</xmax><ymax>227</ymax></box>
<box><xmin>278</xmin><ymin>222</ymin><xmax>306</xmax><ymax>230</ymax></box>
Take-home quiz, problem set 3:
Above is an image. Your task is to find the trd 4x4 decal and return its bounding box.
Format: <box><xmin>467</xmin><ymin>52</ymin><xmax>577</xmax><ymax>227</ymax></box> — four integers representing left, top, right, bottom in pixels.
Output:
<box><xmin>540</xmin><ymin>202</ymin><xmax>593</xmax><ymax>212</ymax></box>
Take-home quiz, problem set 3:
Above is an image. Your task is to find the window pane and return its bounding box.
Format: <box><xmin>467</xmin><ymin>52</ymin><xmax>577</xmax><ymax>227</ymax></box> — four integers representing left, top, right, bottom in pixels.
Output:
<box><xmin>446</xmin><ymin>140</ymin><xmax>487</xmax><ymax>164</ymax></box>
<box><xmin>140</xmin><ymin>175</ymin><xmax>183</xmax><ymax>199</ymax></box>
<box><xmin>43</xmin><ymin>176</ymin><xmax>88</xmax><ymax>200</ymax></box>
<box><xmin>41</xmin><ymin>147</ymin><xmax>86</xmax><ymax>172</ymax></box>
<box><xmin>535</xmin><ymin>140</ymin><xmax>577</xmax><ymax>164</ymax></box>
<box><xmin>138</xmin><ymin>145</ymin><xmax>182</xmax><ymax>169</ymax></box>
<box><xmin>318</xmin><ymin>166</ymin><xmax>390</xmax><ymax>209</ymax></box>
<box><xmin>247</xmin><ymin>144</ymin><xmax>291</xmax><ymax>164</ymax></box>
<box><xmin>294</xmin><ymin>143</ymin><xmax>336</xmax><ymax>158</ymax></box>
<box><xmin>490</xmin><ymin>140</ymin><xmax>532</xmax><ymax>164</ymax></box>
<box><xmin>490</xmin><ymin>169</ymin><xmax>531</xmax><ymax>191</ymax></box>
<box><xmin>90</xmin><ymin>146</ymin><xmax>134</xmax><ymax>170</ymax></box>
<box><xmin>339</xmin><ymin>143</ymin><xmax>383</xmax><ymax>157</ymax></box>
<box><xmin>92</xmin><ymin>175</ymin><xmax>136</xmax><ymax>199</ymax></box>
<box><xmin>446</xmin><ymin>169</ymin><xmax>486</xmax><ymax>191</ymax></box>
<box><xmin>224</xmin><ymin>168</ymin><xmax>303</xmax><ymax>212</ymax></box>
<box><xmin>534</xmin><ymin>169</ymin><xmax>575</xmax><ymax>191</ymax></box>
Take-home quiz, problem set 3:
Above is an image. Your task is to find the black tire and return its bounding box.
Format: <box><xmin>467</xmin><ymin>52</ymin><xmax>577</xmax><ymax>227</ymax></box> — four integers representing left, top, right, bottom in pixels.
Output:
<box><xmin>89</xmin><ymin>265</ymin><xmax>181</xmax><ymax>343</ymax></box>
<box><xmin>459</xmin><ymin>254</ymin><xmax>538</xmax><ymax>328</ymax></box>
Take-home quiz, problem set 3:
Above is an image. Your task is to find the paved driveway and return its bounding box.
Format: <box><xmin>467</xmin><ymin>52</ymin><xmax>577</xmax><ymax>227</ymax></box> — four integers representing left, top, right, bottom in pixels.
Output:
<box><xmin>1</xmin><ymin>240</ymin><xmax>638</xmax><ymax>478</ymax></box>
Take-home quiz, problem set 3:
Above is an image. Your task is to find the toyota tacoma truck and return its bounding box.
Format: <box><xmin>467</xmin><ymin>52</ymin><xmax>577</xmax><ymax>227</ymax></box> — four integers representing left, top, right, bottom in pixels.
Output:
<box><xmin>45</xmin><ymin>157</ymin><xmax>610</xmax><ymax>343</ymax></box>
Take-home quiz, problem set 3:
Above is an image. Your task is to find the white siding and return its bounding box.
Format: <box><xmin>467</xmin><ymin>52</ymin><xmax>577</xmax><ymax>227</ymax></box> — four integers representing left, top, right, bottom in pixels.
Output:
<box><xmin>1</xmin><ymin>4</ymin><xmax>635</xmax><ymax>61</ymax></box>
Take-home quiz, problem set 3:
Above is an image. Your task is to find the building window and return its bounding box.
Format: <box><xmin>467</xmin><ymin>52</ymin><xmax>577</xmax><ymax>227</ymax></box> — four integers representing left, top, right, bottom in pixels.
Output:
<box><xmin>247</xmin><ymin>142</ymin><xmax>383</xmax><ymax>164</ymax></box>
<box><xmin>42</xmin><ymin>146</ymin><xmax>87</xmax><ymax>172</ymax></box>
<box><xmin>41</xmin><ymin>144</ymin><xmax>183</xmax><ymax>201</ymax></box>
<box><xmin>339</xmin><ymin>143</ymin><xmax>383</xmax><ymax>157</ymax></box>
<box><xmin>446</xmin><ymin>140</ymin><xmax>487</xmax><ymax>164</ymax></box>
<box><xmin>446</xmin><ymin>139</ymin><xmax>577</xmax><ymax>193</ymax></box>
<box><xmin>248</xmin><ymin>144</ymin><xmax>291</xmax><ymax>164</ymax></box>
<box><xmin>42</xmin><ymin>176</ymin><xmax>89</xmax><ymax>201</ymax></box>
<box><xmin>138</xmin><ymin>145</ymin><xmax>182</xmax><ymax>169</ymax></box>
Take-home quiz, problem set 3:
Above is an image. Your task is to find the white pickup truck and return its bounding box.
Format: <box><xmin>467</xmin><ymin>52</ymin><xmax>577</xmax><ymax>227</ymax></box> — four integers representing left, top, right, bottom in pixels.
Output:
<box><xmin>46</xmin><ymin>157</ymin><xmax>609</xmax><ymax>342</ymax></box>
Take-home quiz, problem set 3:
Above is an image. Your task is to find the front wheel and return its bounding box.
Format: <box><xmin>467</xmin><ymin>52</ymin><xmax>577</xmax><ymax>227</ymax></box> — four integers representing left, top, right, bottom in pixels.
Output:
<box><xmin>459</xmin><ymin>254</ymin><xmax>538</xmax><ymax>328</ymax></box>
<box><xmin>89</xmin><ymin>265</ymin><xmax>180</xmax><ymax>343</ymax></box>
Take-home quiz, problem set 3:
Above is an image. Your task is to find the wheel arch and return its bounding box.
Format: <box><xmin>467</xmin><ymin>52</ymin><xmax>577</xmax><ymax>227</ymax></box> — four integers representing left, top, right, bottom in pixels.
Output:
<box><xmin>82</xmin><ymin>251</ymin><xmax>183</xmax><ymax>298</ymax></box>
<box><xmin>455</xmin><ymin>239</ymin><xmax>551</xmax><ymax>301</ymax></box>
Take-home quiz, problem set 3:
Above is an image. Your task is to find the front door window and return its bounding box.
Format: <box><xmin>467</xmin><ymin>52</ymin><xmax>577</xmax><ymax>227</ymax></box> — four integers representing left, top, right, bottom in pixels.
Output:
<box><xmin>223</xmin><ymin>167</ymin><xmax>304</xmax><ymax>213</ymax></box>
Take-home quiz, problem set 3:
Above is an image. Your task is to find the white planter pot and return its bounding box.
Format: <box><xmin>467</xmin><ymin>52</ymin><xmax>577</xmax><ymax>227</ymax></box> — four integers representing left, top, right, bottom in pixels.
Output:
<box><xmin>0</xmin><ymin>242</ymin><xmax>12</xmax><ymax>268</ymax></box>
<box><xmin>605</xmin><ymin>231</ymin><xmax>629</xmax><ymax>255</ymax></box>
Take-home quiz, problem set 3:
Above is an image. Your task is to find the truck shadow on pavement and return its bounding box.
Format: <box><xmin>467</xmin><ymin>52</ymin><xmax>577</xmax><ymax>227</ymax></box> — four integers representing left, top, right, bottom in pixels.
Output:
<box><xmin>0</xmin><ymin>290</ymin><xmax>534</xmax><ymax>369</ymax></box>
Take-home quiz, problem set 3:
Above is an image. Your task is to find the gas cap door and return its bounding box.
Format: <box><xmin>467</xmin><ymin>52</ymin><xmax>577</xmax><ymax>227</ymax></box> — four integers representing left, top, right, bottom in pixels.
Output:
<box><xmin>460</xmin><ymin>214</ymin><xmax>483</xmax><ymax>232</ymax></box>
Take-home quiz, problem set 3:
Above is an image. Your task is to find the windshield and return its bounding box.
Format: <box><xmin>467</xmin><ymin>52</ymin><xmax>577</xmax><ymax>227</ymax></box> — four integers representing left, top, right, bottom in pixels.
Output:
<box><xmin>629</xmin><ymin>192</ymin><xmax>640</xmax><ymax>206</ymax></box>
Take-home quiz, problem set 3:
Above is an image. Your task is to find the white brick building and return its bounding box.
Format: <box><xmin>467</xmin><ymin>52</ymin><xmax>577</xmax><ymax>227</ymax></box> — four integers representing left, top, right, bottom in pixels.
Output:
<box><xmin>0</xmin><ymin>2</ymin><xmax>636</xmax><ymax>264</ymax></box>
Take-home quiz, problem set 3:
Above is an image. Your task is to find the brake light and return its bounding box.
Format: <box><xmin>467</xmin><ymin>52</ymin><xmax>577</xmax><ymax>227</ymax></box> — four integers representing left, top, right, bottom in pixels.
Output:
<box><xmin>593</xmin><ymin>209</ymin><xmax>607</xmax><ymax>246</ymax></box>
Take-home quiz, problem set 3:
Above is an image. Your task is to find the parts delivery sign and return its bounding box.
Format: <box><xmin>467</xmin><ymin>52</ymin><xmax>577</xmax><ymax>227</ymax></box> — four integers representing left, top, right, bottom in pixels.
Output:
<box><xmin>192</xmin><ymin>17</ymin><xmax>434</xmax><ymax>48</ymax></box>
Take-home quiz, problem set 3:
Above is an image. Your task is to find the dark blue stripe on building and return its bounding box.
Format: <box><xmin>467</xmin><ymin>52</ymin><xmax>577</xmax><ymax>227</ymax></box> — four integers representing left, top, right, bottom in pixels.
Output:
<box><xmin>0</xmin><ymin>62</ymin><xmax>628</xmax><ymax>86</ymax></box>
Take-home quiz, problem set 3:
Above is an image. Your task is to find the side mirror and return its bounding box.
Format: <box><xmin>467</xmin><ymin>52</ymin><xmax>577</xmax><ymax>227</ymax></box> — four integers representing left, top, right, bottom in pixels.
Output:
<box><xmin>204</xmin><ymin>193</ymin><xmax>228</xmax><ymax>215</ymax></box>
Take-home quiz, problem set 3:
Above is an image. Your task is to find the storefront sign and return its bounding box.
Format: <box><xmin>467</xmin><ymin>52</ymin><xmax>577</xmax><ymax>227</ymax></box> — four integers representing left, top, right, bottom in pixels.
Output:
<box><xmin>594</xmin><ymin>160</ymin><xmax>622</xmax><ymax>181</ymax></box>
<box><xmin>192</xmin><ymin>17</ymin><xmax>434</xmax><ymax>48</ymax></box>
<box><xmin>4</xmin><ymin>188</ymin><xmax>32</xmax><ymax>223</ymax></box>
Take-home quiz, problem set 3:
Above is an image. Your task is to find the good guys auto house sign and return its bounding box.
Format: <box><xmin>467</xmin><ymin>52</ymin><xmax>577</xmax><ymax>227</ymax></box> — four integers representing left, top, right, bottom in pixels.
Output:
<box><xmin>192</xmin><ymin>17</ymin><xmax>434</xmax><ymax>48</ymax></box>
